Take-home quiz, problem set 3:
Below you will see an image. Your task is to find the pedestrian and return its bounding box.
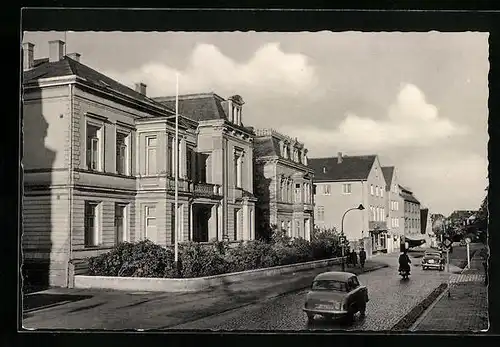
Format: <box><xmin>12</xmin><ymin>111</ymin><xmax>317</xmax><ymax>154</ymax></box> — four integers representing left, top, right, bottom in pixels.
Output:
<box><xmin>359</xmin><ymin>247</ymin><xmax>366</xmax><ymax>270</ymax></box>
<box><xmin>352</xmin><ymin>249</ymin><xmax>358</xmax><ymax>266</ymax></box>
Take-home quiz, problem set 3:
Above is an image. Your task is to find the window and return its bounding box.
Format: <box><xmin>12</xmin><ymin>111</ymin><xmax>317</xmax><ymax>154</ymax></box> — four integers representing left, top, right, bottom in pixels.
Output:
<box><xmin>371</xmin><ymin>206</ymin><xmax>376</xmax><ymax>221</ymax></box>
<box><xmin>382</xmin><ymin>208</ymin><xmax>385</xmax><ymax>221</ymax></box>
<box><xmin>322</xmin><ymin>184</ymin><xmax>331</xmax><ymax>195</ymax></box>
<box><xmin>395</xmin><ymin>201</ymin><xmax>399</xmax><ymax>211</ymax></box>
<box><xmin>116</xmin><ymin>132</ymin><xmax>129</xmax><ymax>175</ymax></box>
<box><xmin>342</xmin><ymin>183</ymin><xmax>352</xmax><ymax>194</ymax></box>
<box><xmin>86</xmin><ymin>123</ymin><xmax>102</xmax><ymax>171</ymax></box>
<box><xmin>294</xmin><ymin>183</ymin><xmax>302</xmax><ymax>203</ymax></box>
<box><xmin>287</xmin><ymin>221</ymin><xmax>291</xmax><ymax>234</ymax></box>
<box><xmin>234</xmin><ymin>209</ymin><xmax>241</xmax><ymax>240</ymax></box>
<box><xmin>375</xmin><ymin>186</ymin><xmax>379</xmax><ymax>196</ymax></box>
<box><xmin>312</xmin><ymin>280</ymin><xmax>348</xmax><ymax>292</ymax></box>
<box><xmin>234</xmin><ymin>151</ymin><xmax>243</xmax><ymax>188</ymax></box>
<box><xmin>281</xmin><ymin>221</ymin><xmax>285</xmax><ymax>231</ymax></box>
<box><xmin>370</xmin><ymin>185</ymin><xmax>374</xmax><ymax>195</ymax></box>
<box><xmin>296</xmin><ymin>221</ymin><xmax>301</xmax><ymax>238</ymax></box>
<box><xmin>317</xmin><ymin>206</ymin><xmax>325</xmax><ymax>221</ymax></box>
<box><xmin>146</xmin><ymin>136</ymin><xmax>157</xmax><ymax>175</ymax></box>
<box><xmin>186</xmin><ymin>147</ymin><xmax>194</xmax><ymax>181</ymax></box>
<box><xmin>84</xmin><ymin>201</ymin><xmax>100</xmax><ymax>247</ymax></box>
<box><xmin>396</xmin><ymin>218</ymin><xmax>399</xmax><ymax>227</ymax></box>
<box><xmin>144</xmin><ymin>205</ymin><xmax>157</xmax><ymax>242</ymax></box>
<box><xmin>380</xmin><ymin>188</ymin><xmax>384</xmax><ymax>198</ymax></box>
<box><xmin>114</xmin><ymin>203</ymin><xmax>127</xmax><ymax>244</ymax></box>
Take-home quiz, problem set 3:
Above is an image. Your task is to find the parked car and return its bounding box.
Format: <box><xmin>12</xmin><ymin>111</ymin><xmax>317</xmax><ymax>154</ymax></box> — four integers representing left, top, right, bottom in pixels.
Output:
<box><xmin>422</xmin><ymin>251</ymin><xmax>445</xmax><ymax>271</ymax></box>
<box><xmin>303</xmin><ymin>271</ymin><xmax>369</xmax><ymax>324</ymax></box>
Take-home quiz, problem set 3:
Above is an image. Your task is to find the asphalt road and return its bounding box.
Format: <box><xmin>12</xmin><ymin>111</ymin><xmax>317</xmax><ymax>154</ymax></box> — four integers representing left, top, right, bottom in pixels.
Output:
<box><xmin>168</xmin><ymin>251</ymin><xmax>460</xmax><ymax>331</ymax></box>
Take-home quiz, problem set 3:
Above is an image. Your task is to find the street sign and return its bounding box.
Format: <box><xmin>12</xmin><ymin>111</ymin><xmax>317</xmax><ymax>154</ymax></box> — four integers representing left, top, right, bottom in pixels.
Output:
<box><xmin>340</xmin><ymin>236</ymin><xmax>346</xmax><ymax>244</ymax></box>
<box><xmin>465</xmin><ymin>237</ymin><xmax>471</xmax><ymax>244</ymax></box>
<box><xmin>443</xmin><ymin>238</ymin><xmax>452</xmax><ymax>248</ymax></box>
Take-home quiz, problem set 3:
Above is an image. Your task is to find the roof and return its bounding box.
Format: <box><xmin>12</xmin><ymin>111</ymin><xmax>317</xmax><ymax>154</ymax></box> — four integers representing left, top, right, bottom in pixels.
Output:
<box><xmin>381</xmin><ymin>166</ymin><xmax>395</xmax><ymax>188</ymax></box>
<box><xmin>309</xmin><ymin>155</ymin><xmax>376</xmax><ymax>182</ymax></box>
<box><xmin>154</xmin><ymin>93</ymin><xmax>227</xmax><ymax>122</ymax></box>
<box><xmin>254</xmin><ymin>136</ymin><xmax>280</xmax><ymax>157</ymax></box>
<box><xmin>23</xmin><ymin>56</ymin><xmax>174</xmax><ymax>114</ymax></box>
<box><xmin>400</xmin><ymin>190</ymin><xmax>420</xmax><ymax>204</ymax></box>
<box><xmin>313</xmin><ymin>272</ymin><xmax>356</xmax><ymax>282</ymax></box>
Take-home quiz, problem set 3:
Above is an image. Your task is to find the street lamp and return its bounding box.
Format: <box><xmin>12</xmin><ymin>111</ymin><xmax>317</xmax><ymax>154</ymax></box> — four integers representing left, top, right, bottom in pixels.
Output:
<box><xmin>341</xmin><ymin>204</ymin><xmax>365</xmax><ymax>271</ymax></box>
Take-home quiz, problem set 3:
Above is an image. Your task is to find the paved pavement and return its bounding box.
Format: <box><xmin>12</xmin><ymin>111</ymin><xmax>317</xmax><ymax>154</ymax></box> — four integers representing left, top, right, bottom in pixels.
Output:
<box><xmin>164</xmin><ymin>251</ymin><xmax>462</xmax><ymax>331</ymax></box>
<box><xmin>22</xmin><ymin>258</ymin><xmax>386</xmax><ymax>330</ymax></box>
<box><xmin>412</xmin><ymin>244</ymin><xmax>488</xmax><ymax>332</ymax></box>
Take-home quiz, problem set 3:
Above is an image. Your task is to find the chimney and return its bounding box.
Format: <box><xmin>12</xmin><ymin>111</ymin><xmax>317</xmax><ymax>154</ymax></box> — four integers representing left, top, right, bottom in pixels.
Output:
<box><xmin>135</xmin><ymin>82</ymin><xmax>147</xmax><ymax>96</ymax></box>
<box><xmin>23</xmin><ymin>42</ymin><xmax>34</xmax><ymax>70</ymax></box>
<box><xmin>66</xmin><ymin>52</ymin><xmax>81</xmax><ymax>62</ymax></box>
<box><xmin>49</xmin><ymin>40</ymin><xmax>65</xmax><ymax>62</ymax></box>
<box><xmin>337</xmin><ymin>152</ymin><xmax>343</xmax><ymax>164</ymax></box>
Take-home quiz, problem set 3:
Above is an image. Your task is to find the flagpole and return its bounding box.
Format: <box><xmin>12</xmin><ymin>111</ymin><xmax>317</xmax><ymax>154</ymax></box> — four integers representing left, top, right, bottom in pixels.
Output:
<box><xmin>174</xmin><ymin>73</ymin><xmax>179</xmax><ymax>274</ymax></box>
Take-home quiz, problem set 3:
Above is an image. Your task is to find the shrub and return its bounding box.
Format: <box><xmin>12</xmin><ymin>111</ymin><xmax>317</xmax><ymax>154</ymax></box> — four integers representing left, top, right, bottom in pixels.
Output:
<box><xmin>178</xmin><ymin>241</ymin><xmax>228</xmax><ymax>278</ymax></box>
<box><xmin>88</xmin><ymin>240</ymin><xmax>176</xmax><ymax>278</ymax></box>
<box><xmin>88</xmin><ymin>229</ymin><xmax>343</xmax><ymax>278</ymax></box>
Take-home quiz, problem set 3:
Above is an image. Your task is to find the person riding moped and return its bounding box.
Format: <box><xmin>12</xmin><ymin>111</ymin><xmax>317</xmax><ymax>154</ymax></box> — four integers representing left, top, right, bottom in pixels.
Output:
<box><xmin>398</xmin><ymin>250</ymin><xmax>412</xmax><ymax>274</ymax></box>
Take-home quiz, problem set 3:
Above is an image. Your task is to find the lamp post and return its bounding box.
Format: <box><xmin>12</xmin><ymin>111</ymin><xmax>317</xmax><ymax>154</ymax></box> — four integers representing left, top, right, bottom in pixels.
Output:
<box><xmin>341</xmin><ymin>204</ymin><xmax>365</xmax><ymax>271</ymax></box>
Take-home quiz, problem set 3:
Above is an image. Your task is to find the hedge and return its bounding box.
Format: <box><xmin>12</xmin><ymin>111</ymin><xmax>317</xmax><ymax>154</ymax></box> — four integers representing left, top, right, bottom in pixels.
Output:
<box><xmin>87</xmin><ymin>229</ymin><xmax>345</xmax><ymax>279</ymax></box>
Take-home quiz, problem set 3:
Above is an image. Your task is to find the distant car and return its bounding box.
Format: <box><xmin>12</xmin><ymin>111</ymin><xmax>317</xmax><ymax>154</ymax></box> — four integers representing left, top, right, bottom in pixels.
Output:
<box><xmin>422</xmin><ymin>251</ymin><xmax>445</xmax><ymax>271</ymax></box>
<box><xmin>303</xmin><ymin>271</ymin><xmax>369</xmax><ymax>324</ymax></box>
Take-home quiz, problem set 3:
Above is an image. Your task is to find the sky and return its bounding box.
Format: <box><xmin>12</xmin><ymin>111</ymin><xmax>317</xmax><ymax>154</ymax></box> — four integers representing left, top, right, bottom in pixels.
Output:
<box><xmin>23</xmin><ymin>31</ymin><xmax>489</xmax><ymax>216</ymax></box>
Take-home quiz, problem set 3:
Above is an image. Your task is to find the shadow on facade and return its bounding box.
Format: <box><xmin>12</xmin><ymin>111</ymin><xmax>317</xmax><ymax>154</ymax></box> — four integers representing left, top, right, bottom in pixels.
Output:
<box><xmin>253</xmin><ymin>164</ymin><xmax>272</xmax><ymax>240</ymax></box>
<box><xmin>21</xmin><ymin>92</ymin><xmax>56</xmax><ymax>293</ymax></box>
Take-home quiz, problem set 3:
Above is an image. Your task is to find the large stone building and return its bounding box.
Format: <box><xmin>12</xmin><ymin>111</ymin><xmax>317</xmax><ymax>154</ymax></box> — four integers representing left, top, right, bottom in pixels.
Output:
<box><xmin>309</xmin><ymin>153</ymin><xmax>388</xmax><ymax>256</ymax></box>
<box><xmin>22</xmin><ymin>40</ymin><xmax>256</xmax><ymax>287</ymax></box>
<box><xmin>253</xmin><ymin>129</ymin><xmax>314</xmax><ymax>240</ymax></box>
<box><xmin>154</xmin><ymin>93</ymin><xmax>257</xmax><ymax>242</ymax></box>
<box><xmin>381</xmin><ymin>166</ymin><xmax>404</xmax><ymax>253</ymax></box>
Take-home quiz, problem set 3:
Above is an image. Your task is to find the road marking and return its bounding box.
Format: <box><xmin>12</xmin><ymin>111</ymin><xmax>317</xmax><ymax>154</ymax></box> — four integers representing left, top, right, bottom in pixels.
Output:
<box><xmin>409</xmin><ymin>284</ymin><xmax>449</xmax><ymax>331</ymax></box>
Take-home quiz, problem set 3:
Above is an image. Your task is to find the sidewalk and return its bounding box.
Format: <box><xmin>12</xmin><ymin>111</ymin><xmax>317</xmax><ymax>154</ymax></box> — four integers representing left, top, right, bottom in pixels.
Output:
<box><xmin>411</xmin><ymin>248</ymin><xmax>488</xmax><ymax>332</ymax></box>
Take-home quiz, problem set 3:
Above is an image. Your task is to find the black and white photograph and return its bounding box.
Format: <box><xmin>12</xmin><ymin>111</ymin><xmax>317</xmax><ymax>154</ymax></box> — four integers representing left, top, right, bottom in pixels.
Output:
<box><xmin>20</xmin><ymin>15</ymin><xmax>489</xmax><ymax>333</ymax></box>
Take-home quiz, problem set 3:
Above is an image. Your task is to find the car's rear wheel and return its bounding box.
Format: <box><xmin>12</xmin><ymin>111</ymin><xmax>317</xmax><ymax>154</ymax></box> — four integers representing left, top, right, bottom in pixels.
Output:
<box><xmin>359</xmin><ymin>302</ymin><xmax>366</xmax><ymax>317</ymax></box>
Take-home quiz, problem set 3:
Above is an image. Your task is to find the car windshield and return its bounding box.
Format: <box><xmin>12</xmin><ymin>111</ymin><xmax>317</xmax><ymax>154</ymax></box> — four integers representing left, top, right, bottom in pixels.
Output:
<box><xmin>312</xmin><ymin>280</ymin><xmax>347</xmax><ymax>292</ymax></box>
<box><xmin>425</xmin><ymin>252</ymin><xmax>441</xmax><ymax>257</ymax></box>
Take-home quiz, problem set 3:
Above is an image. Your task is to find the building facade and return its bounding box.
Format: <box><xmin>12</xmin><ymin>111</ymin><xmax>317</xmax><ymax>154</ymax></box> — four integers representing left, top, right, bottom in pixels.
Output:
<box><xmin>22</xmin><ymin>40</ymin><xmax>256</xmax><ymax>287</ymax></box>
<box><xmin>381</xmin><ymin>166</ymin><xmax>404</xmax><ymax>253</ymax></box>
<box><xmin>253</xmin><ymin>129</ymin><xmax>314</xmax><ymax>240</ymax></box>
<box><xmin>309</xmin><ymin>153</ymin><xmax>388</xmax><ymax>257</ymax></box>
<box><xmin>154</xmin><ymin>93</ymin><xmax>257</xmax><ymax>242</ymax></box>
<box><xmin>399</xmin><ymin>185</ymin><xmax>423</xmax><ymax>248</ymax></box>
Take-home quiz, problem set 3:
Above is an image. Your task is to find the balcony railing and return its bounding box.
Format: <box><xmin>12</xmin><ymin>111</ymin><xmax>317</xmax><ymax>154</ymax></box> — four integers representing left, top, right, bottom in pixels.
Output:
<box><xmin>192</xmin><ymin>182</ymin><xmax>222</xmax><ymax>197</ymax></box>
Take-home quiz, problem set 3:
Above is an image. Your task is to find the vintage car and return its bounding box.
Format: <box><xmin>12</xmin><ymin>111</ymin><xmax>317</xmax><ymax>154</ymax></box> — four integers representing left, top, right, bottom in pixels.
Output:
<box><xmin>303</xmin><ymin>271</ymin><xmax>369</xmax><ymax>324</ymax></box>
<box><xmin>421</xmin><ymin>251</ymin><xmax>445</xmax><ymax>270</ymax></box>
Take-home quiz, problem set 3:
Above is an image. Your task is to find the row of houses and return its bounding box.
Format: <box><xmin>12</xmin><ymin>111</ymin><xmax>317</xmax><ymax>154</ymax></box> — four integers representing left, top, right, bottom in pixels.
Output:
<box><xmin>21</xmin><ymin>40</ymin><xmax>433</xmax><ymax>288</ymax></box>
<box><xmin>21</xmin><ymin>40</ymin><xmax>315</xmax><ymax>287</ymax></box>
<box><xmin>310</xmin><ymin>154</ymin><xmax>433</xmax><ymax>256</ymax></box>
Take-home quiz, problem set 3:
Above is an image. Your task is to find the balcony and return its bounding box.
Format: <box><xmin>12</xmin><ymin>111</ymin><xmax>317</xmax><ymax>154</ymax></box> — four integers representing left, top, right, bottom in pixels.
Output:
<box><xmin>192</xmin><ymin>182</ymin><xmax>223</xmax><ymax>198</ymax></box>
<box><xmin>369</xmin><ymin>221</ymin><xmax>388</xmax><ymax>232</ymax></box>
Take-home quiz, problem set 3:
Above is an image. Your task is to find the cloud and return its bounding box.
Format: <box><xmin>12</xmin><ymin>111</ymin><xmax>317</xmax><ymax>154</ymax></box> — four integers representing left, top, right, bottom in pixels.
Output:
<box><xmin>280</xmin><ymin>83</ymin><xmax>468</xmax><ymax>156</ymax></box>
<box><xmin>104</xmin><ymin>42</ymin><xmax>317</xmax><ymax>98</ymax></box>
<box><xmin>397</xmin><ymin>151</ymin><xmax>488</xmax><ymax>215</ymax></box>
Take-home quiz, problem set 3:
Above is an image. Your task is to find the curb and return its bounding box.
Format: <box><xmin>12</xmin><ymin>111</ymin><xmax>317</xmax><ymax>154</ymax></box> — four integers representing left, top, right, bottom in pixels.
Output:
<box><xmin>391</xmin><ymin>283</ymin><xmax>448</xmax><ymax>331</ymax></box>
<box><xmin>160</xmin><ymin>263</ymin><xmax>388</xmax><ymax>329</ymax></box>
